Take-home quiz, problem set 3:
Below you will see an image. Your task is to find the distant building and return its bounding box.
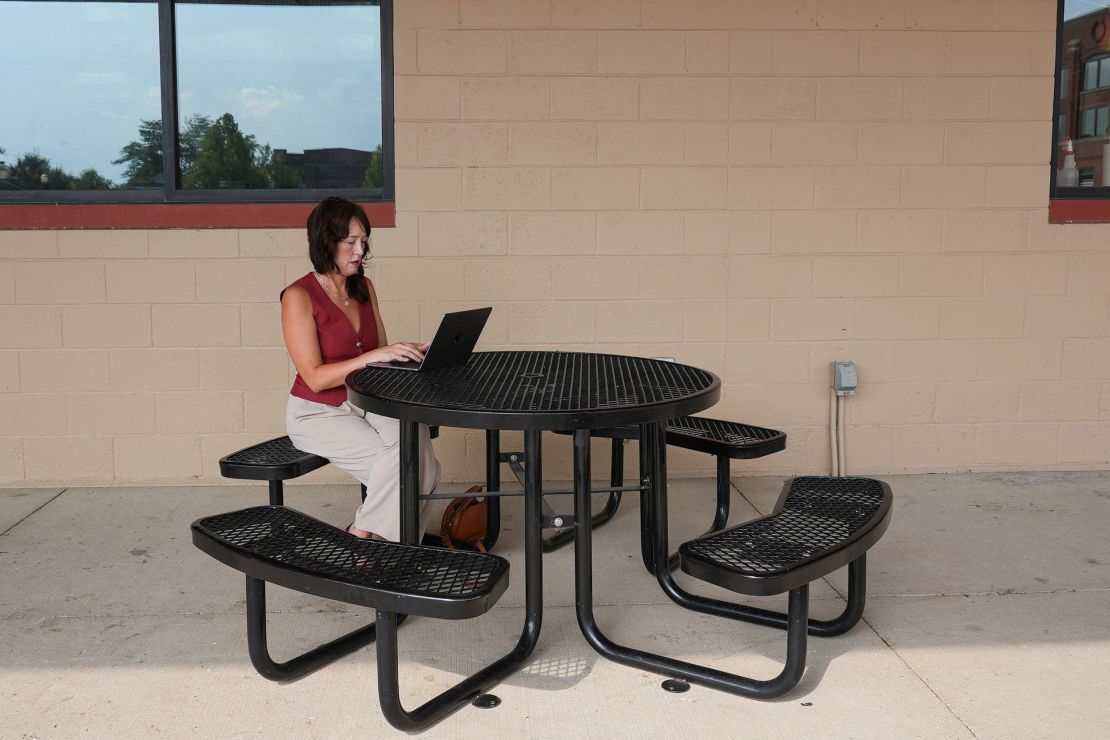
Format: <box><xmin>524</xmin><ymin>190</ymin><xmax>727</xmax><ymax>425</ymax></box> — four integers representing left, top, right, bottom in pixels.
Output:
<box><xmin>274</xmin><ymin>147</ymin><xmax>373</xmax><ymax>189</ymax></box>
<box><xmin>1059</xmin><ymin>8</ymin><xmax>1110</xmax><ymax>186</ymax></box>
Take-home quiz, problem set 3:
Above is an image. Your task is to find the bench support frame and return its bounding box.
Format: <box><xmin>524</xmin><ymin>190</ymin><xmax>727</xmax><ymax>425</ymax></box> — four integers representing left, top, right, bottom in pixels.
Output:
<box><xmin>574</xmin><ymin>424</ymin><xmax>811</xmax><ymax>699</ymax></box>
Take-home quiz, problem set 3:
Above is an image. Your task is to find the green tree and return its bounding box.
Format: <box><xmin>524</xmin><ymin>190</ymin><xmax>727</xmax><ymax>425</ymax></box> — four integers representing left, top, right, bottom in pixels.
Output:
<box><xmin>113</xmin><ymin>118</ymin><xmax>163</xmax><ymax>186</ymax></box>
<box><xmin>361</xmin><ymin>143</ymin><xmax>383</xmax><ymax>188</ymax></box>
<box><xmin>179</xmin><ymin>114</ymin><xmax>213</xmax><ymax>174</ymax></box>
<box><xmin>261</xmin><ymin>146</ymin><xmax>302</xmax><ymax>188</ymax></box>
<box><xmin>9</xmin><ymin>153</ymin><xmax>75</xmax><ymax>190</ymax></box>
<box><xmin>182</xmin><ymin>113</ymin><xmax>268</xmax><ymax>189</ymax></box>
<box><xmin>114</xmin><ymin>114</ymin><xmax>214</xmax><ymax>187</ymax></box>
<box><xmin>73</xmin><ymin>168</ymin><xmax>114</xmax><ymax>190</ymax></box>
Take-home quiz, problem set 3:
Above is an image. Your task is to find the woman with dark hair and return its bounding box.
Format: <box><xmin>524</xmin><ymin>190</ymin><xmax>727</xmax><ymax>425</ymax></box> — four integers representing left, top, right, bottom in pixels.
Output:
<box><xmin>281</xmin><ymin>196</ymin><xmax>440</xmax><ymax>540</ymax></box>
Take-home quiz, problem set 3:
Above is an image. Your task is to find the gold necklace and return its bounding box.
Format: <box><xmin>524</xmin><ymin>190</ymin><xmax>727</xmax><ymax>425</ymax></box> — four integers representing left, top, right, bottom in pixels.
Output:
<box><xmin>315</xmin><ymin>272</ymin><xmax>350</xmax><ymax>307</ymax></box>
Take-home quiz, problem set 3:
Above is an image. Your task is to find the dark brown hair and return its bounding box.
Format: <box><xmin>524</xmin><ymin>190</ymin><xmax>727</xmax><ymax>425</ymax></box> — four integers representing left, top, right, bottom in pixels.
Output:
<box><xmin>306</xmin><ymin>196</ymin><xmax>371</xmax><ymax>303</ymax></box>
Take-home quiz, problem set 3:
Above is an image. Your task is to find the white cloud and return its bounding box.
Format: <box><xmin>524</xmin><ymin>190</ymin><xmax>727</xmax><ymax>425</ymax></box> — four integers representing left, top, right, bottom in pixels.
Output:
<box><xmin>238</xmin><ymin>86</ymin><xmax>304</xmax><ymax>119</ymax></box>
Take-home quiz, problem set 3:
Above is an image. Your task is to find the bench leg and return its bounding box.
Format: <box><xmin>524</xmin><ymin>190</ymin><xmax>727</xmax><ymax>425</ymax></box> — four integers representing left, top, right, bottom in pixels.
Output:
<box><xmin>376</xmin><ymin>429</ymin><xmax>546</xmax><ymax>732</ymax></box>
<box><xmin>577</xmin><ymin>425</ymin><xmax>808</xmax><ymax>699</ymax></box>
<box><xmin>245</xmin><ymin>575</ymin><xmax>381</xmax><ymax>682</ymax></box>
<box><xmin>542</xmin><ymin>436</ymin><xmax>624</xmax><ymax>552</ymax></box>
<box><xmin>267</xmin><ymin>480</ymin><xmax>284</xmax><ymax>507</ymax></box>
<box><xmin>657</xmin><ymin>553</ymin><xmax>868</xmax><ymax>638</ymax></box>
<box><xmin>643</xmin><ymin>453</ymin><xmax>733</xmax><ymax>575</ymax></box>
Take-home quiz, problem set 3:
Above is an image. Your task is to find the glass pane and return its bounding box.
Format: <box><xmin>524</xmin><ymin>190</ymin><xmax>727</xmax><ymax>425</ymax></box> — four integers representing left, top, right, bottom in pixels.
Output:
<box><xmin>1059</xmin><ymin>3</ymin><xmax>1110</xmax><ymax>189</ymax></box>
<box><xmin>1082</xmin><ymin>108</ymin><xmax>1096</xmax><ymax>137</ymax></box>
<box><xmin>0</xmin><ymin>1</ymin><xmax>160</xmax><ymax>191</ymax></box>
<box><xmin>175</xmin><ymin>1</ymin><xmax>383</xmax><ymax>190</ymax></box>
<box><xmin>1085</xmin><ymin>59</ymin><xmax>1099</xmax><ymax>90</ymax></box>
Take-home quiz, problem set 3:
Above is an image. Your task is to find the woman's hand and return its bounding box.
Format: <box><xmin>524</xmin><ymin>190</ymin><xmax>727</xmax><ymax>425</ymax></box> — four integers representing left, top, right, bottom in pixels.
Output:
<box><xmin>364</xmin><ymin>341</ymin><xmax>430</xmax><ymax>365</ymax></box>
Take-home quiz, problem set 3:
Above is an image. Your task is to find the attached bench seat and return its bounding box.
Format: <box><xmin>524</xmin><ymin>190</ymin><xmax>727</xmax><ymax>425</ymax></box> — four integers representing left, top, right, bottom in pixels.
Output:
<box><xmin>540</xmin><ymin>416</ymin><xmax>786</xmax><ymax>556</ymax></box>
<box><xmin>191</xmin><ymin>505</ymin><xmax>518</xmax><ymax>731</ymax></box>
<box><xmin>219</xmin><ymin>428</ymin><xmax>439</xmax><ymax>507</ymax></box>
<box><xmin>220</xmin><ymin>437</ymin><xmax>330</xmax><ymax>505</ymax></box>
<box><xmin>658</xmin><ymin>476</ymin><xmax>892</xmax><ymax>699</ymax></box>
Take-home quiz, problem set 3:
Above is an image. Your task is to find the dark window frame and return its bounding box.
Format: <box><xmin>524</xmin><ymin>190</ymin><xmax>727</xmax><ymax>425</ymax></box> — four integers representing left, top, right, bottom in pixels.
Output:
<box><xmin>0</xmin><ymin>0</ymin><xmax>395</xmax><ymax>227</ymax></box>
<box><xmin>1050</xmin><ymin>0</ymin><xmax>1110</xmax><ymax>223</ymax></box>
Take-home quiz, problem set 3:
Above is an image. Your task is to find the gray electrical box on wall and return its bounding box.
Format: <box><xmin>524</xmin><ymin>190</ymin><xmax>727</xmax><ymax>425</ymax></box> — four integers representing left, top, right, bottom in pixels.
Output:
<box><xmin>832</xmin><ymin>361</ymin><xmax>858</xmax><ymax>396</ymax></box>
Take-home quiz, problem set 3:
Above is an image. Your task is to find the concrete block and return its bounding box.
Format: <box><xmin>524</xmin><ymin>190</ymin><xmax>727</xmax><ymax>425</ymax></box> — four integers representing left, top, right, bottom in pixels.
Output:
<box><xmin>508</xmin><ymin>212</ymin><xmax>597</xmax><ymax>255</ymax></box>
<box><xmin>151</xmin><ymin>304</ymin><xmax>239</xmax><ymax>348</ymax></box>
<box><xmin>418</xmin><ymin>122</ymin><xmax>507</xmax><ymax>166</ymax></box>
<box><xmin>552</xmin><ymin>167</ymin><xmax>639</xmax><ymax>210</ymax></box>
<box><xmin>856</xmin><ymin>297</ymin><xmax>940</xmax><ymax>338</ymax></box>
<box><xmin>858</xmin><ymin>209</ymin><xmax>944</xmax><ymax>253</ymax></box>
<box><xmin>462</xmin><ymin>77</ymin><xmax>549</xmax><ymax>119</ymax></box>
<box><xmin>510</xmin><ymin>30</ymin><xmax>596</xmax><ymax>73</ymax></box>
<box><xmin>24</xmin><ymin>436</ymin><xmax>113</xmax><ymax>482</ymax></box>
<box><xmin>462</xmin><ymin>167</ymin><xmax>550</xmax><ymax>210</ymax></box>
<box><xmin>509</xmin><ymin>123</ymin><xmax>596</xmax><ymax>165</ymax></box>
<box><xmin>15</xmin><ymin>262</ymin><xmax>105</xmax><ymax>304</ymax></box>
<box><xmin>106</xmin><ymin>261</ymin><xmax>195</xmax><ymax>303</ymax></box>
<box><xmin>20</xmin><ymin>349</ymin><xmax>109</xmax><ymax>392</ymax></box>
<box><xmin>597</xmin><ymin>212</ymin><xmax>684</xmax><ymax>255</ymax></box>
<box><xmin>0</xmin><ymin>307</ymin><xmax>62</xmax><ymax>349</ymax></box>
<box><xmin>597</xmin><ymin>123</ymin><xmax>685</xmax><ymax>165</ymax></box>
<box><xmin>109</xmin><ymin>348</ymin><xmax>199</xmax><ymax>391</ymax></box>
<box><xmin>418</xmin><ymin>30</ymin><xmax>507</xmax><ymax>73</ymax></box>
<box><xmin>729</xmin><ymin>77</ymin><xmax>816</xmax><ymax>119</ymax></box>
<box><xmin>770</xmin><ymin>297</ymin><xmax>856</xmax><ymax>339</ymax></box>
<box><xmin>772</xmin><ymin>210</ymin><xmax>857</xmax><ymax>253</ymax></box>
<box><xmin>978</xmin><ymin>339</ymin><xmax>1063</xmax><ymax>381</ymax></box>
<box><xmin>773</xmin><ymin>30</ymin><xmax>860</xmax><ymax>74</ymax></box>
<box><xmin>815</xmin><ymin>166</ymin><xmax>901</xmax><ymax>208</ymax></box>
<box><xmin>551</xmin><ymin>77</ymin><xmax>637</xmax><ymax>120</ymax></box>
<box><xmin>984</xmin><ymin>254</ymin><xmax>1067</xmax><ymax>296</ymax></box>
<box><xmin>418</xmin><ymin>212</ymin><xmax>508</xmax><ymax>256</ymax></box>
<box><xmin>940</xmin><ymin>297</ymin><xmax>1025</xmax><ymax>339</ymax></box>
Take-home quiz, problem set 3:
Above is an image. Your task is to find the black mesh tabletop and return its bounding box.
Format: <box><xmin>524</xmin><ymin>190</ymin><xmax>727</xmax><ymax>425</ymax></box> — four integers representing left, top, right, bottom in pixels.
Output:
<box><xmin>346</xmin><ymin>351</ymin><xmax>720</xmax><ymax>430</ymax></box>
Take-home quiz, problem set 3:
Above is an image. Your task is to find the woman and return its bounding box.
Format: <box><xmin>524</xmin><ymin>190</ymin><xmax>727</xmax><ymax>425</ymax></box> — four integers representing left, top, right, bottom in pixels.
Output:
<box><xmin>281</xmin><ymin>196</ymin><xmax>440</xmax><ymax>540</ymax></box>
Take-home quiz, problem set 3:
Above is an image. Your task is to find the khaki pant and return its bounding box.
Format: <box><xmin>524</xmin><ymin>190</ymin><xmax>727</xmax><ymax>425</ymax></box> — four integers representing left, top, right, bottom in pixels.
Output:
<box><xmin>286</xmin><ymin>395</ymin><xmax>440</xmax><ymax>541</ymax></box>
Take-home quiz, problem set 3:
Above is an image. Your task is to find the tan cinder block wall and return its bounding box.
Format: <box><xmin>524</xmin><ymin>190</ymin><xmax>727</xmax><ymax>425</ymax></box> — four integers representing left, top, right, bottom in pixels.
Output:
<box><xmin>2</xmin><ymin>0</ymin><xmax>1107</xmax><ymax>487</ymax></box>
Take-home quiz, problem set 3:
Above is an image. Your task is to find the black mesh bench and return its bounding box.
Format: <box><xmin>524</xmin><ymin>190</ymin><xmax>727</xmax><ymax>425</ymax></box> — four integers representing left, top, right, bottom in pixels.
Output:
<box><xmin>534</xmin><ymin>416</ymin><xmax>785</xmax><ymax>555</ymax></box>
<box><xmin>662</xmin><ymin>476</ymin><xmax>892</xmax><ymax>698</ymax></box>
<box><xmin>191</xmin><ymin>505</ymin><xmax>519</xmax><ymax>731</ymax></box>
<box><xmin>219</xmin><ymin>428</ymin><xmax>439</xmax><ymax>507</ymax></box>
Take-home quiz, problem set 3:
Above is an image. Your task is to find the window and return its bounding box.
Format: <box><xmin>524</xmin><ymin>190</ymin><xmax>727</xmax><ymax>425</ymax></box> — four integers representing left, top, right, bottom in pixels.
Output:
<box><xmin>1079</xmin><ymin>106</ymin><xmax>1109</xmax><ymax>138</ymax></box>
<box><xmin>0</xmin><ymin>0</ymin><xmax>393</xmax><ymax>206</ymax></box>
<box><xmin>1083</xmin><ymin>55</ymin><xmax>1110</xmax><ymax>89</ymax></box>
<box><xmin>1051</xmin><ymin>1</ymin><xmax>1110</xmax><ymax>219</ymax></box>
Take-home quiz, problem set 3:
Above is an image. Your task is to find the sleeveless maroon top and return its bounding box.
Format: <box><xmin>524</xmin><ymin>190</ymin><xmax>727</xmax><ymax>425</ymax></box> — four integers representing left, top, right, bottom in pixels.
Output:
<box><xmin>282</xmin><ymin>272</ymin><xmax>380</xmax><ymax>406</ymax></box>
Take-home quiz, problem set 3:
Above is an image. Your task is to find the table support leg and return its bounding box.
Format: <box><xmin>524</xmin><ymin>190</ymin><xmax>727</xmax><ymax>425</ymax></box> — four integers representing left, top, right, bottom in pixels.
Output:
<box><xmin>483</xmin><ymin>430</ymin><xmax>502</xmax><ymax>550</ymax></box>
<box><xmin>542</xmin><ymin>437</ymin><xmax>624</xmax><ymax>551</ymax></box>
<box><xmin>575</xmin><ymin>423</ymin><xmax>809</xmax><ymax>699</ymax></box>
<box><xmin>400</xmin><ymin>419</ymin><xmax>420</xmax><ymax>544</ymax></box>
<box><xmin>375</xmin><ymin>429</ymin><xmax>544</xmax><ymax>732</ymax></box>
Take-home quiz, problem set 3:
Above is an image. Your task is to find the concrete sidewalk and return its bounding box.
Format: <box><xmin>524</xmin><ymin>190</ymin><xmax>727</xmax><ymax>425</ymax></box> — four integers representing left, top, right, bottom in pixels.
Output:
<box><xmin>2</xmin><ymin>471</ymin><xmax>1108</xmax><ymax>738</ymax></box>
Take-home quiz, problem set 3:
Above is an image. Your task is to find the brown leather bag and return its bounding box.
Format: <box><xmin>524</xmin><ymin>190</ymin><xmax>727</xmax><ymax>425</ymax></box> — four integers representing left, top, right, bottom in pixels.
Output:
<box><xmin>440</xmin><ymin>484</ymin><xmax>488</xmax><ymax>552</ymax></box>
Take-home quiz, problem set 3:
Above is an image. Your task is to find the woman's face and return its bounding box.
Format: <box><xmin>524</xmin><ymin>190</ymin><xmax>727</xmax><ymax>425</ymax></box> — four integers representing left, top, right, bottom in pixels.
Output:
<box><xmin>333</xmin><ymin>217</ymin><xmax>368</xmax><ymax>276</ymax></box>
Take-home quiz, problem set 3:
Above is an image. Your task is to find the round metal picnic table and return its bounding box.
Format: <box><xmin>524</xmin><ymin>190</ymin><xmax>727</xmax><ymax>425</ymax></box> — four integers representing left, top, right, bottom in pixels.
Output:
<box><xmin>345</xmin><ymin>350</ymin><xmax>721</xmax><ymax>693</ymax></box>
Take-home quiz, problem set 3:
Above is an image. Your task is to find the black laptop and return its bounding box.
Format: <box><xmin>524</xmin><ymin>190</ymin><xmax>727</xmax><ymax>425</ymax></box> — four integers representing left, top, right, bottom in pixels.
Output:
<box><xmin>366</xmin><ymin>306</ymin><xmax>492</xmax><ymax>372</ymax></box>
